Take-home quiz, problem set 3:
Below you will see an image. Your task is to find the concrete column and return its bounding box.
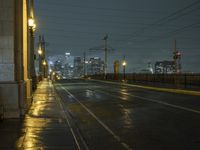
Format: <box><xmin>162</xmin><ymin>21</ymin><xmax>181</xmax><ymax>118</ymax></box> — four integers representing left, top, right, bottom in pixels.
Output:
<box><xmin>0</xmin><ymin>0</ymin><xmax>26</xmax><ymax>118</ymax></box>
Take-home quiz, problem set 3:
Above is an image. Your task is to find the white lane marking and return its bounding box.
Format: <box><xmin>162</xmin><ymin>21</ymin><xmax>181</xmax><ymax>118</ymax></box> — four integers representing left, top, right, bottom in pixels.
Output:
<box><xmin>92</xmin><ymin>88</ymin><xmax>200</xmax><ymax>115</ymax></box>
<box><xmin>59</xmin><ymin>84</ymin><xmax>133</xmax><ymax>150</ymax></box>
<box><xmin>51</xmin><ymin>83</ymin><xmax>82</xmax><ymax>150</ymax></box>
<box><xmin>128</xmin><ymin>93</ymin><xmax>200</xmax><ymax>114</ymax></box>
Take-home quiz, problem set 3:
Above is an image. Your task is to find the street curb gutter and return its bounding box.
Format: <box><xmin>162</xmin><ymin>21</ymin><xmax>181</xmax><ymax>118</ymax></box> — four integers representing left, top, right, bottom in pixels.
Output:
<box><xmin>90</xmin><ymin>79</ymin><xmax>200</xmax><ymax>96</ymax></box>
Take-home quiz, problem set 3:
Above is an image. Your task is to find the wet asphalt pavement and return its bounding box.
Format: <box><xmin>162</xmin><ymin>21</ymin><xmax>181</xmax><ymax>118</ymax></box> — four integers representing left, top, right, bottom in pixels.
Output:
<box><xmin>15</xmin><ymin>80</ymin><xmax>77</xmax><ymax>150</ymax></box>
<box><xmin>55</xmin><ymin>79</ymin><xmax>200</xmax><ymax>150</ymax></box>
<box><xmin>1</xmin><ymin>79</ymin><xmax>199</xmax><ymax>150</ymax></box>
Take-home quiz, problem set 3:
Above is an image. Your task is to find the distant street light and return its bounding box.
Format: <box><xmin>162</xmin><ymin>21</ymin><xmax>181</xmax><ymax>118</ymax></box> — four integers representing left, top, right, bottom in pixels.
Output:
<box><xmin>42</xmin><ymin>60</ymin><xmax>47</xmax><ymax>78</ymax></box>
<box><xmin>42</xmin><ymin>60</ymin><xmax>47</xmax><ymax>66</ymax></box>
<box><xmin>38</xmin><ymin>47</ymin><xmax>42</xmax><ymax>55</ymax></box>
<box><xmin>122</xmin><ymin>56</ymin><xmax>127</xmax><ymax>81</ymax></box>
<box><xmin>122</xmin><ymin>61</ymin><xmax>127</xmax><ymax>67</ymax></box>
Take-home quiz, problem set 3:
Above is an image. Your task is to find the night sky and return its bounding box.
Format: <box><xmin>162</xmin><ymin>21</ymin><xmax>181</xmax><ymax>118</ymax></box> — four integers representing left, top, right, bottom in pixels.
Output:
<box><xmin>35</xmin><ymin>0</ymin><xmax>200</xmax><ymax>73</ymax></box>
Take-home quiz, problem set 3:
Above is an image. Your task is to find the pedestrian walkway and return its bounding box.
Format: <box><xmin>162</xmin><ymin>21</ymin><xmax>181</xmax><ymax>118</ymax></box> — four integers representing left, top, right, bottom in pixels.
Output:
<box><xmin>15</xmin><ymin>79</ymin><xmax>76</xmax><ymax>150</ymax></box>
<box><xmin>0</xmin><ymin>119</ymin><xmax>22</xmax><ymax>150</ymax></box>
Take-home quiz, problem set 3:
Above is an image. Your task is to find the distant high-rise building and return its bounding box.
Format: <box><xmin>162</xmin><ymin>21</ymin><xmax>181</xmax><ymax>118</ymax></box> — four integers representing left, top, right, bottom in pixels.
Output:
<box><xmin>87</xmin><ymin>57</ymin><xmax>104</xmax><ymax>75</ymax></box>
<box><xmin>74</xmin><ymin>56</ymin><xmax>83</xmax><ymax>77</ymax></box>
<box><xmin>65</xmin><ymin>52</ymin><xmax>74</xmax><ymax>68</ymax></box>
<box><xmin>48</xmin><ymin>53</ymin><xmax>74</xmax><ymax>78</ymax></box>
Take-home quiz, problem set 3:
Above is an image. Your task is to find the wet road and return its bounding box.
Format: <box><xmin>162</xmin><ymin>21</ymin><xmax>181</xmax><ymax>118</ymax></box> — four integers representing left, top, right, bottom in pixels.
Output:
<box><xmin>55</xmin><ymin>79</ymin><xmax>200</xmax><ymax>150</ymax></box>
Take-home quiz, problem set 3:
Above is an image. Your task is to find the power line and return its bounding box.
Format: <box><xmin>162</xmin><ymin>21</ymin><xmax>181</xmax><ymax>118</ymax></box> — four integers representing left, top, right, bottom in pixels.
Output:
<box><xmin>35</xmin><ymin>6</ymin><xmax>200</xmax><ymax>47</ymax></box>
<box><xmin>37</xmin><ymin>27</ymin><xmax>183</xmax><ymax>38</ymax></box>
<box><xmin>119</xmin><ymin>0</ymin><xmax>200</xmax><ymax>43</ymax></box>
<box><xmin>35</xmin><ymin>1</ymin><xmax>169</xmax><ymax>14</ymax></box>
<box><xmin>36</xmin><ymin>14</ymin><xmax>179</xmax><ymax>27</ymax></box>
<box><xmin>35</xmin><ymin>9</ymin><xmax>161</xmax><ymax>22</ymax></box>
<box><xmin>135</xmin><ymin>22</ymin><xmax>200</xmax><ymax>44</ymax></box>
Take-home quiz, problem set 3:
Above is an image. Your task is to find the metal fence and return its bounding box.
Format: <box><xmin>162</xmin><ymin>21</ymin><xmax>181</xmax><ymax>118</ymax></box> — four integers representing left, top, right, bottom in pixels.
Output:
<box><xmin>89</xmin><ymin>73</ymin><xmax>200</xmax><ymax>87</ymax></box>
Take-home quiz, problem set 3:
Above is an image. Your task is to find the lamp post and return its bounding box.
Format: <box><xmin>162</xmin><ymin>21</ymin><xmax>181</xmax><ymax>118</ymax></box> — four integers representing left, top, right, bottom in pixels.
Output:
<box><xmin>38</xmin><ymin>35</ymin><xmax>47</xmax><ymax>80</ymax></box>
<box><xmin>28</xmin><ymin>18</ymin><xmax>36</xmax><ymax>31</ymax></box>
<box><xmin>28</xmin><ymin>0</ymin><xmax>37</xmax><ymax>90</ymax></box>
<box><xmin>38</xmin><ymin>47</ymin><xmax>42</xmax><ymax>55</ymax></box>
<box><xmin>28</xmin><ymin>17</ymin><xmax>36</xmax><ymax>90</ymax></box>
<box><xmin>42</xmin><ymin>60</ymin><xmax>47</xmax><ymax>78</ymax></box>
<box><xmin>122</xmin><ymin>56</ymin><xmax>127</xmax><ymax>81</ymax></box>
<box><xmin>38</xmin><ymin>45</ymin><xmax>43</xmax><ymax>81</ymax></box>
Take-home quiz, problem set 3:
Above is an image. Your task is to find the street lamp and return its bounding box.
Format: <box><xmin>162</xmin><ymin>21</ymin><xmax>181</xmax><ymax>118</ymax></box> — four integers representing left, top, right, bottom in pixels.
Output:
<box><xmin>28</xmin><ymin>18</ymin><xmax>36</xmax><ymax>31</ymax></box>
<box><xmin>42</xmin><ymin>60</ymin><xmax>47</xmax><ymax>66</ymax></box>
<box><xmin>38</xmin><ymin>47</ymin><xmax>42</xmax><ymax>55</ymax></box>
<box><xmin>28</xmin><ymin>17</ymin><xmax>37</xmax><ymax>90</ymax></box>
<box><xmin>122</xmin><ymin>60</ymin><xmax>127</xmax><ymax>81</ymax></box>
<box><xmin>42</xmin><ymin>60</ymin><xmax>47</xmax><ymax>78</ymax></box>
<box><xmin>37</xmin><ymin>46</ymin><xmax>43</xmax><ymax>81</ymax></box>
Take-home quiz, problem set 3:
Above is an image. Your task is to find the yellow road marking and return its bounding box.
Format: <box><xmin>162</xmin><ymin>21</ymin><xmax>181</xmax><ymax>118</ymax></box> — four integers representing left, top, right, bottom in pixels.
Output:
<box><xmin>91</xmin><ymin>79</ymin><xmax>200</xmax><ymax>96</ymax></box>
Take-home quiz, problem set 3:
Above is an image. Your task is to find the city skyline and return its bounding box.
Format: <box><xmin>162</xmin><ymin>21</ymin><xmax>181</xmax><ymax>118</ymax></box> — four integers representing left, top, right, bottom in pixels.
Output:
<box><xmin>35</xmin><ymin>0</ymin><xmax>200</xmax><ymax>73</ymax></box>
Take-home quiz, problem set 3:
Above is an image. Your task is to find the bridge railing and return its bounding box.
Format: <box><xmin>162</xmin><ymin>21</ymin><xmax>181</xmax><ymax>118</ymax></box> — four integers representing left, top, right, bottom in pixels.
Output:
<box><xmin>89</xmin><ymin>73</ymin><xmax>200</xmax><ymax>87</ymax></box>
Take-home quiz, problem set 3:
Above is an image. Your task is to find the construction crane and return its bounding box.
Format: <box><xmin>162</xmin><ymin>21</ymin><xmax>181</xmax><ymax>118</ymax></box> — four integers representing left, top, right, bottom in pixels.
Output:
<box><xmin>89</xmin><ymin>34</ymin><xmax>114</xmax><ymax>78</ymax></box>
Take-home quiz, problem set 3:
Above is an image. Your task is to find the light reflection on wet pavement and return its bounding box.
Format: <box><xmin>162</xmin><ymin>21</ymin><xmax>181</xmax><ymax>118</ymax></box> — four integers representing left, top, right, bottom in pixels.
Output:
<box><xmin>0</xmin><ymin>79</ymin><xmax>198</xmax><ymax>149</ymax></box>
<box><xmin>16</xmin><ymin>80</ymin><xmax>76</xmax><ymax>150</ymax></box>
<box><xmin>55</xmin><ymin>79</ymin><xmax>200</xmax><ymax>150</ymax></box>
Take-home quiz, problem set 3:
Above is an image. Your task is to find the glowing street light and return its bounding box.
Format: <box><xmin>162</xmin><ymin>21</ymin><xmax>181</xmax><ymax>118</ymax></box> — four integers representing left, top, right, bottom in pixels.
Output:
<box><xmin>38</xmin><ymin>48</ymin><xmax>42</xmax><ymax>55</ymax></box>
<box><xmin>28</xmin><ymin>18</ymin><xmax>34</xmax><ymax>27</ymax></box>
<box><xmin>122</xmin><ymin>61</ymin><xmax>127</xmax><ymax>67</ymax></box>
<box><xmin>42</xmin><ymin>60</ymin><xmax>47</xmax><ymax>66</ymax></box>
<box><xmin>28</xmin><ymin>18</ymin><xmax>36</xmax><ymax>31</ymax></box>
<box><xmin>122</xmin><ymin>56</ymin><xmax>127</xmax><ymax>81</ymax></box>
<box><xmin>38</xmin><ymin>49</ymin><xmax>42</xmax><ymax>55</ymax></box>
<box><xmin>42</xmin><ymin>60</ymin><xmax>47</xmax><ymax>78</ymax></box>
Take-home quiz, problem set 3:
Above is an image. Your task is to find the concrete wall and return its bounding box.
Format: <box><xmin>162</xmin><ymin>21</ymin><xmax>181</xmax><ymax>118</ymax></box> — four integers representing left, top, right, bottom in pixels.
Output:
<box><xmin>0</xmin><ymin>0</ymin><xmax>27</xmax><ymax>118</ymax></box>
<box><xmin>0</xmin><ymin>82</ymin><xmax>20</xmax><ymax>118</ymax></box>
<box><xmin>0</xmin><ymin>0</ymin><xmax>15</xmax><ymax>81</ymax></box>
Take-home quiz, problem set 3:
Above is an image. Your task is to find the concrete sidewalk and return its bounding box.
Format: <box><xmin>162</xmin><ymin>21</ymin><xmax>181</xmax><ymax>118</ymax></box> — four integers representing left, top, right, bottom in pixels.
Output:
<box><xmin>17</xmin><ymin>79</ymin><xmax>77</xmax><ymax>149</ymax></box>
<box><xmin>0</xmin><ymin>80</ymin><xmax>77</xmax><ymax>150</ymax></box>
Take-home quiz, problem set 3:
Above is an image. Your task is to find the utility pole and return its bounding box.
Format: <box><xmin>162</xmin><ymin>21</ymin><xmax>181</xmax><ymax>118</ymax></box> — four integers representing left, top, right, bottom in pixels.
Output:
<box><xmin>103</xmin><ymin>34</ymin><xmax>108</xmax><ymax>79</ymax></box>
